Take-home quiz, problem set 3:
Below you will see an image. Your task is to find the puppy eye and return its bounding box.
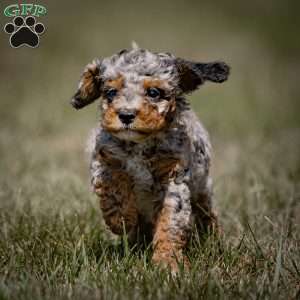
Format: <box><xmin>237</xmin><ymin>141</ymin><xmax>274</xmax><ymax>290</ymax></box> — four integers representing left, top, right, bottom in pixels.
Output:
<box><xmin>146</xmin><ymin>87</ymin><xmax>161</xmax><ymax>99</ymax></box>
<box><xmin>104</xmin><ymin>88</ymin><xmax>118</xmax><ymax>102</ymax></box>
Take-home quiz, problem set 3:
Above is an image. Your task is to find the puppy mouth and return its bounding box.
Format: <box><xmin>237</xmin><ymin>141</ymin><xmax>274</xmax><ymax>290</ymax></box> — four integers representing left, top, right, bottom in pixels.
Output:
<box><xmin>102</xmin><ymin>122</ymin><xmax>161</xmax><ymax>137</ymax></box>
<box><xmin>103</xmin><ymin>122</ymin><xmax>159</xmax><ymax>142</ymax></box>
<box><xmin>120</xmin><ymin>124</ymin><xmax>149</xmax><ymax>135</ymax></box>
<box><xmin>110</xmin><ymin>127</ymin><xmax>151</xmax><ymax>142</ymax></box>
<box><xmin>123</xmin><ymin>124</ymin><xmax>134</xmax><ymax>130</ymax></box>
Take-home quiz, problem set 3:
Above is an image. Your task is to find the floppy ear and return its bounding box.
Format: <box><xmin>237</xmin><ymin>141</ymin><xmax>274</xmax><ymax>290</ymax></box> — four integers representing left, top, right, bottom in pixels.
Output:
<box><xmin>175</xmin><ymin>58</ymin><xmax>230</xmax><ymax>94</ymax></box>
<box><xmin>70</xmin><ymin>60</ymin><xmax>102</xmax><ymax>109</ymax></box>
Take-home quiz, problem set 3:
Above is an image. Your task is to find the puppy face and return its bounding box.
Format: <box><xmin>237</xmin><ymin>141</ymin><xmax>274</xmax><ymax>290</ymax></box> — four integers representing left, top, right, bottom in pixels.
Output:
<box><xmin>71</xmin><ymin>47</ymin><xmax>230</xmax><ymax>142</ymax></box>
<box><xmin>101</xmin><ymin>77</ymin><xmax>176</xmax><ymax>142</ymax></box>
<box><xmin>99</xmin><ymin>50</ymin><xmax>179</xmax><ymax>142</ymax></box>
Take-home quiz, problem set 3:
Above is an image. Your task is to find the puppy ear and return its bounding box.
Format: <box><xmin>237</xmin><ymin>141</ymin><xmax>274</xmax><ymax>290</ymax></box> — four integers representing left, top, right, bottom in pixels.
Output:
<box><xmin>175</xmin><ymin>58</ymin><xmax>230</xmax><ymax>94</ymax></box>
<box><xmin>71</xmin><ymin>60</ymin><xmax>102</xmax><ymax>109</ymax></box>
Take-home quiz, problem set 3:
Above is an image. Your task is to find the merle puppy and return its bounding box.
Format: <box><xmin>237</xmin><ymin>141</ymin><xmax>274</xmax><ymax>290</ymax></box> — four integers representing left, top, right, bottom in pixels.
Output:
<box><xmin>71</xmin><ymin>45</ymin><xmax>230</xmax><ymax>272</ymax></box>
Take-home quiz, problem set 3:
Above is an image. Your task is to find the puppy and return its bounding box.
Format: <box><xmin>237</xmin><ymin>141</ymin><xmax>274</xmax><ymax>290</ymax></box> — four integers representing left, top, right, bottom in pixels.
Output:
<box><xmin>71</xmin><ymin>45</ymin><xmax>230</xmax><ymax>272</ymax></box>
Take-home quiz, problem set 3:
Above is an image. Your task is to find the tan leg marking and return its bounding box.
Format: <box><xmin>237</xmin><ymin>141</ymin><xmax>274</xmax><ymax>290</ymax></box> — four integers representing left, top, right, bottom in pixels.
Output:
<box><xmin>94</xmin><ymin>169</ymin><xmax>138</xmax><ymax>235</ymax></box>
<box><xmin>152</xmin><ymin>203</ymin><xmax>190</xmax><ymax>272</ymax></box>
<box><xmin>151</xmin><ymin>161</ymin><xmax>191</xmax><ymax>272</ymax></box>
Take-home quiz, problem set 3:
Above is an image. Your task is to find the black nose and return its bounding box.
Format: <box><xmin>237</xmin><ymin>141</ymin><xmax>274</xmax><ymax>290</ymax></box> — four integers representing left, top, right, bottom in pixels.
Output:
<box><xmin>118</xmin><ymin>111</ymin><xmax>136</xmax><ymax>125</ymax></box>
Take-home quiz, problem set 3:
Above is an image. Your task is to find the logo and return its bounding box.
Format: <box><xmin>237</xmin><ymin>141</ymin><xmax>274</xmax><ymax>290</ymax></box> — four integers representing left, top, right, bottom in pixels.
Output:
<box><xmin>3</xmin><ymin>4</ymin><xmax>46</xmax><ymax>48</ymax></box>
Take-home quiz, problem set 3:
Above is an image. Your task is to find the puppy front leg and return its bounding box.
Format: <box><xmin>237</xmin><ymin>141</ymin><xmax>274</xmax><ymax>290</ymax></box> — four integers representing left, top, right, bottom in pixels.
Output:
<box><xmin>92</xmin><ymin>162</ymin><xmax>138</xmax><ymax>237</ymax></box>
<box><xmin>152</xmin><ymin>181</ymin><xmax>192</xmax><ymax>273</ymax></box>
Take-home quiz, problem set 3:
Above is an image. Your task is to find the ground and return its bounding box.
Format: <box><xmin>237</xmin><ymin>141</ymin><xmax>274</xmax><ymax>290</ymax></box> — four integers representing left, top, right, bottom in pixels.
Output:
<box><xmin>0</xmin><ymin>1</ymin><xmax>299</xmax><ymax>299</ymax></box>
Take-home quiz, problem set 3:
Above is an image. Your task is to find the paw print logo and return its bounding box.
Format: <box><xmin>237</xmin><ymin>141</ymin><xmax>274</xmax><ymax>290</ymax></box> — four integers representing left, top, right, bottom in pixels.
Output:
<box><xmin>4</xmin><ymin>16</ymin><xmax>45</xmax><ymax>48</ymax></box>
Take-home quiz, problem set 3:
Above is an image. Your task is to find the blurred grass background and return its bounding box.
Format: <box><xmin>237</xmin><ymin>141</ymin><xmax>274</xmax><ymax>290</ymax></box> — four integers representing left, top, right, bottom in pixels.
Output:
<box><xmin>0</xmin><ymin>0</ymin><xmax>299</xmax><ymax>299</ymax></box>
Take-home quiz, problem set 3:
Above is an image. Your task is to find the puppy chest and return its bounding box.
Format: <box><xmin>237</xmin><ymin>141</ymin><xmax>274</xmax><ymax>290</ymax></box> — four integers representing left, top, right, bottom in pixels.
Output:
<box><xmin>125</xmin><ymin>157</ymin><xmax>157</xmax><ymax>220</ymax></box>
<box><xmin>124</xmin><ymin>154</ymin><xmax>182</xmax><ymax>220</ymax></box>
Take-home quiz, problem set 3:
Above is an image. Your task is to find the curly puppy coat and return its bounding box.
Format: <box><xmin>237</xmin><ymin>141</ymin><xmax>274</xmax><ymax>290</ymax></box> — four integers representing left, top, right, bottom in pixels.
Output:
<box><xmin>71</xmin><ymin>45</ymin><xmax>230</xmax><ymax>271</ymax></box>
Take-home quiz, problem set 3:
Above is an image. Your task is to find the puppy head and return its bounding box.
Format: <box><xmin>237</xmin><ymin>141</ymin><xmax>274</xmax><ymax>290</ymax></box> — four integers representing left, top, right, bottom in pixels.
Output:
<box><xmin>71</xmin><ymin>47</ymin><xmax>230</xmax><ymax>142</ymax></box>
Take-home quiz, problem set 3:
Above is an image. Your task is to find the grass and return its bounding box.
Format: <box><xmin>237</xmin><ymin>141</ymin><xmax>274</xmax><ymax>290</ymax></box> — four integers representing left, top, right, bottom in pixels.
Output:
<box><xmin>0</xmin><ymin>0</ymin><xmax>300</xmax><ymax>298</ymax></box>
<box><xmin>0</xmin><ymin>144</ymin><xmax>299</xmax><ymax>300</ymax></box>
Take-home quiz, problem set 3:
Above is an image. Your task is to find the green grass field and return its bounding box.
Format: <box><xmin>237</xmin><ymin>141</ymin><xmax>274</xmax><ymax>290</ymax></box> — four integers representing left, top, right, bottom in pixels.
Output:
<box><xmin>0</xmin><ymin>1</ymin><xmax>299</xmax><ymax>299</ymax></box>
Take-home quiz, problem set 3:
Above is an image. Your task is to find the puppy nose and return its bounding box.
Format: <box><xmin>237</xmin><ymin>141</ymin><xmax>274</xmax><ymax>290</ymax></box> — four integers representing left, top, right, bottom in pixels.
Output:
<box><xmin>118</xmin><ymin>111</ymin><xmax>136</xmax><ymax>125</ymax></box>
